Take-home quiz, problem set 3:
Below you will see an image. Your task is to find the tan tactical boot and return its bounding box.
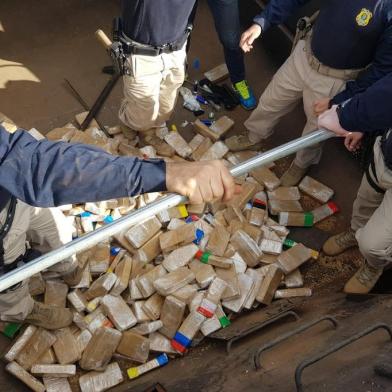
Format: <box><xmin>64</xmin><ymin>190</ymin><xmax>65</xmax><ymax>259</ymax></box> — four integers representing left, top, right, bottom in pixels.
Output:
<box><xmin>323</xmin><ymin>229</ymin><xmax>358</xmax><ymax>256</ymax></box>
<box><xmin>225</xmin><ymin>133</ymin><xmax>263</xmax><ymax>152</ymax></box>
<box><xmin>344</xmin><ymin>261</ymin><xmax>383</xmax><ymax>294</ymax></box>
<box><xmin>25</xmin><ymin>302</ymin><xmax>73</xmax><ymax>330</ymax></box>
<box><xmin>280</xmin><ymin>163</ymin><xmax>308</xmax><ymax>186</ymax></box>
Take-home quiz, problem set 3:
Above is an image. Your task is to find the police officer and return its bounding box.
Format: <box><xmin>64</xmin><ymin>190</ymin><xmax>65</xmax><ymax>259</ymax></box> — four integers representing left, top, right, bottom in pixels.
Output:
<box><xmin>319</xmin><ymin>72</ymin><xmax>392</xmax><ymax>295</ymax></box>
<box><xmin>118</xmin><ymin>0</ymin><xmax>196</xmax><ymax>137</ymax></box>
<box><xmin>0</xmin><ymin>191</ymin><xmax>78</xmax><ymax>329</ymax></box>
<box><xmin>207</xmin><ymin>0</ymin><xmax>257</xmax><ymax>110</ymax></box>
<box><xmin>226</xmin><ymin>0</ymin><xmax>392</xmax><ymax>187</ymax></box>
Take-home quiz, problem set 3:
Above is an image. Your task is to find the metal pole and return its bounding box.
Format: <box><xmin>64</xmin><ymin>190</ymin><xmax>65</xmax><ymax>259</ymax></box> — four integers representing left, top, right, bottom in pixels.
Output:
<box><xmin>0</xmin><ymin>129</ymin><xmax>333</xmax><ymax>292</ymax></box>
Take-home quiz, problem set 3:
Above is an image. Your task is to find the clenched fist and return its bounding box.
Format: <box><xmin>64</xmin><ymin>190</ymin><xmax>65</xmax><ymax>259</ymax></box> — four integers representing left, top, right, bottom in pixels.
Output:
<box><xmin>166</xmin><ymin>160</ymin><xmax>237</xmax><ymax>204</ymax></box>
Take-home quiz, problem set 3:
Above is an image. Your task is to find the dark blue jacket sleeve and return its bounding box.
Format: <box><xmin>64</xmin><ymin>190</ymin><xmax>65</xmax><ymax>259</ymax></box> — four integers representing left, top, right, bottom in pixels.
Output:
<box><xmin>338</xmin><ymin>72</ymin><xmax>392</xmax><ymax>133</ymax></box>
<box><xmin>253</xmin><ymin>0</ymin><xmax>310</xmax><ymax>31</ymax></box>
<box><xmin>0</xmin><ymin>126</ymin><xmax>166</xmax><ymax>207</ymax></box>
<box><xmin>332</xmin><ymin>11</ymin><xmax>392</xmax><ymax>104</ymax></box>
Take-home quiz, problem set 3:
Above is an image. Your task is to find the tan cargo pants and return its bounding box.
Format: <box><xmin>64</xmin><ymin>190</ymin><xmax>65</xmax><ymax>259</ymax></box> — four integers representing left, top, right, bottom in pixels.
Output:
<box><xmin>351</xmin><ymin>137</ymin><xmax>392</xmax><ymax>269</ymax></box>
<box><xmin>0</xmin><ymin>201</ymin><xmax>75</xmax><ymax>322</ymax></box>
<box><xmin>119</xmin><ymin>45</ymin><xmax>187</xmax><ymax>132</ymax></box>
<box><xmin>244</xmin><ymin>39</ymin><xmax>346</xmax><ymax>169</ymax></box>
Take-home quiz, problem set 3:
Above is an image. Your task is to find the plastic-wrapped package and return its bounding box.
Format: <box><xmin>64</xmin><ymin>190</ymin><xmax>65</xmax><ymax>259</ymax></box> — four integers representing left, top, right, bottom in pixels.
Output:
<box><xmin>206</xmin><ymin>226</ymin><xmax>230</xmax><ymax>257</ymax></box>
<box><xmin>276</xmin><ymin>243</ymin><xmax>313</xmax><ymax>274</ymax></box>
<box><xmin>136</xmin><ymin>265</ymin><xmax>167</xmax><ymax>298</ymax></box>
<box><xmin>274</xmin><ymin>287</ymin><xmax>312</xmax><ymax>299</ymax></box>
<box><xmin>86</xmin><ymin>297</ymin><xmax>102</xmax><ymax>313</ymax></box>
<box><xmin>53</xmin><ymin>327</ymin><xmax>81</xmax><ymax>364</ymax></box>
<box><xmin>227</xmin><ymin>182</ymin><xmax>259</xmax><ymax>210</ymax></box>
<box><xmin>247</xmin><ymin>207</ymin><xmax>266</xmax><ymax>227</ymax></box>
<box><xmin>215</xmin><ymin>264</ymin><xmax>240</xmax><ymax>300</ymax></box>
<box><xmin>157</xmin><ymin>204</ymin><xmax>189</xmax><ymax>223</ymax></box>
<box><xmin>200</xmin><ymin>141</ymin><xmax>229</xmax><ymax>161</ymax></box>
<box><xmin>265</xmin><ymin>217</ymin><xmax>290</xmax><ymax>237</ymax></box>
<box><xmin>4</xmin><ymin>325</ymin><xmax>37</xmax><ymax>362</ymax></box>
<box><xmin>79</xmin><ymin>327</ymin><xmax>122</xmax><ymax>370</ymax></box>
<box><xmin>197</xmin><ymin>277</ymin><xmax>227</xmax><ymax>317</ymax></box>
<box><xmin>188</xmin><ymin>291</ymin><xmax>205</xmax><ymax>313</ymax></box>
<box><xmin>284</xmin><ymin>269</ymin><xmax>304</xmax><ymax>288</ymax></box>
<box><xmin>125</xmin><ymin>216</ymin><xmax>162</xmax><ymax>248</ymax></box>
<box><xmin>164</xmin><ymin>131</ymin><xmax>192</xmax><ymax>158</ymax></box>
<box><xmin>195</xmin><ymin>250</ymin><xmax>233</xmax><ymax>269</ymax></box>
<box><xmin>116</xmin><ymin>331</ymin><xmax>150</xmax><ymax>363</ymax></box>
<box><xmin>230</xmin><ymin>230</ymin><xmax>262</xmax><ymax>267</ymax></box>
<box><xmin>28</xmin><ymin>273</ymin><xmax>45</xmax><ymax>296</ymax></box>
<box><xmin>299</xmin><ymin>176</ymin><xmax>334</xmax><ymax>203</ymax></box>
<box><xmin>37</xmin><ymin>348</ymin><xmax>56</xmax><ymax>365</ymax></box>
<box><xmin>43</xmin><ymin>377</ymin><xmax>72</xmax><ymax>392</ymax></box>
<box><xmin>89</xmin><ymin>242</ymin><xmax>110</xmax><ymax>275</ymax></box>
<box><xmin>79</xmin><ymin>362</ymin><xmax>124</xmax><ymax>392</ymax></box>
<box><xmin>189</xmin><ymin>260</ymin><xmax>216</xmax><ymax>289</ymax></box>
<box><xmin>31</xmin><ymin>364</ymin><xmax>76</xmax><ymax>377</ymax></box>
<box><xmin>192</xmin><ymin>137</ymin><xmax>212</xmax><ymax>161</ymax></box>
<box><xmin>172</xmin><ymin>284</ymin><xmax>198</xmax><ymax>304</ymax></box>
<box><xmin>67</xmin><ymin>289</ymin><xmax>88</xmax><ymax>312</ymax></box>
<box><xmin>160</xmin><ymin>295</ymin><xmax>186</xmax><ymax>338</ymax></box>
<box><xmin>216</xmin><ymin>305</ymin><xmax>231</xmax><ymax>328</ymax></box>
<box><xmin>132</xmin><ymin>301</ymin><xmax>151</xmax><ymax>323</ymax></box>
<box><xmin>129</xmin><ymin>279</ymin><xmax>144</xmax><ymax>300</ymax></box>
<box><xmin>171</xmin><ymin>311</ymin><xmax>206</xmax><ymax>353</ymax></box>
<box><xmin>200</xmin><ymin>314</ymin><xmax>221</xmax><ymax>336</ymax></box>
<box><xmin>188</xmin><ymin>133</ymin><xmax>205</xmax><ymax>151</ymax></box>
<box><xmin>259</xmin><ymin>239</ymin><xmax>283</xmax><ymax>255</ymax></box>
<box><xmin>159</xmin><ymin>223</ymin><xmax>200</xmax><ymax>252</ymax></box>
<box><xmin>127</xmin><ymin>354</ymin><xmax>169</xmax><ymax>379</ymax></box>
<box><xmin>84</xmin><ymin>307</ymin><xmax>113</xmax><ymax>333</ymax></box>
<box><xmin>162</xmin><ymin>244</ymin><xmax>199</xmax><ymax>272</ymax></box>
<box><xmin>269</xmin><ymin>200</ymin><xmax>303</xmax><ymax>215</ymax></box>
<box><xmin>231</xmin><ymin>252</ymin><xmax>247</xmax><ymax>274</ymax></box>
<box><xmin>153</xmin><ymin>267</ymin><xmax>195</xmax><ymax>296</ymax></box>
<box><xmin>134</xmin><ymin>231</ymin><xmax>163</xmax><ymax>263</ymax></box>
<box><xmin>130</xmin><ymin>320</ymin><xmax>163</xmax><ymax>336</ymax></box>
<box><xmin>256</xmin><ymin>264</ymin><xmax>283</xmax><ymax>305</ymax></box>
<box><xmin>222</xmin><ymin>273</ymin><xmax>254</xmax><ymax>313</ymax></box>
<box><xmin>76</xmin><ymin>329</ymin><xmax>93</xmax><ymax>354</ymax></box>
<box><xmin>101</xmin><ymin>294</ymin><xmax>137</xmax><ymax>331</ymax></box>
<box><xmin>110</xmin><ymin>254</ymin><xmax>133</xmax><ymax>296</ymax></box>
<box><xmin>6</xmin><ymin>361</ymin><xmax>45</xmax><ymax>392</ymax></box>
<box><xmin>251</xmin><ymin>166</ymin><xmax>280</xmax><ymax>191</ymax></box>
<box><xmin>267</xmin><ymin>187</ymin><xmax>301</xmax><ymax>201</ymax></box>
<box><xmin>149</xmin><ymin>332</ymin><xmax>177</xmax><ymax>354</ymax></box>
<box><xmin>279</xmin><ymin>212</ymin><xmax>314</xmax><ymax>227</ymax></box>
<box><xmin>244</xmin><ymin>269</ymin><xmax>264</xmax><ymax>310</ymax></box>
<box><xmin>142</xmin><ymin>293</ymin><xmax>164</xmax><ymax>320</ymax></box>
<box><xmin>85</xmin><ymin>273</ymin><xmax>117</xmax><ymax>301</ymax></box>
<box><xmin>44</xmin><ymin>280</ymin><xmax>68</xmax><ymax>307</ymax></box>
<box><xmin>311</xmin><ymin>202</ymin><xmax>339</xmax><ymax>223</ymax></box>
<box><xmin>16</xmin><ymin>328</ymin><xmax>56</xmax><ymax>370</ymax></box>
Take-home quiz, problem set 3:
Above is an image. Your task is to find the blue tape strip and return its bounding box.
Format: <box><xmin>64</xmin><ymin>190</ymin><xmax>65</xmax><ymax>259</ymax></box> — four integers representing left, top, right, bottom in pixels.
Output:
<box><xmin>157</xmin><ymin>353</ymin><xmax>169</xmax><ymax>366</ymax></box>
<box><xmin>173</xmin><ymin>332</ymin><xmax>192</xmax><ymax>348</ymax></box>
<box><xmin>110</xmin><ymin>246</ymin><xmax>121</xmax><ymax>256</ymax></box>
<box><xmin>80</xmin><ymin>212</ymin><xmax>92</xmax><ymax>217</ymax></box>
<box><xmin>193</xmin><ymin>229</ymin><xmax>204</xmax><ymax>245</ymax></box>
<box><xmin>104</xmin><ymin>215</ymin><xmax>114</xmax><ymax>224</ymax></box>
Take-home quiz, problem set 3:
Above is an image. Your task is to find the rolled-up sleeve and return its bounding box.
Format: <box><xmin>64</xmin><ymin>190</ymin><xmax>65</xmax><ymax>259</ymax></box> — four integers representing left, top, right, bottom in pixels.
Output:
<box><xmin>0</xmin><ymin>126</ymin><xmax>166</xmax><ymax>207</ymax></box>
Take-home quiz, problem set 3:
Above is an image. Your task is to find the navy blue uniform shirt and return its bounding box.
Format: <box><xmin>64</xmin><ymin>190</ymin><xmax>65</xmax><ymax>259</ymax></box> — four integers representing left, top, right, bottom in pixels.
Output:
<box><xmin>254</xmin><ymin>0</ymin><xmax>392</xmax><ymax>105</ymax></box>
<box><xmin>121</xmin><ymin>0</ymin><xmax>197</xmax><ymax>46</ymax></box>
<box><xmin>0</xmin><ymin>126</ymin><xmax>166</xmax><ymax>207</ymax></box>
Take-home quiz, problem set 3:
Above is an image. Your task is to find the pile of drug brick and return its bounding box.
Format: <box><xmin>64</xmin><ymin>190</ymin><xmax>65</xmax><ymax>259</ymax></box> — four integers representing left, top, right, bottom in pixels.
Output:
<box><xmin>3</xmin><ymin>113</ymin><xmax>339</xmax><ymax>392</ymax></box>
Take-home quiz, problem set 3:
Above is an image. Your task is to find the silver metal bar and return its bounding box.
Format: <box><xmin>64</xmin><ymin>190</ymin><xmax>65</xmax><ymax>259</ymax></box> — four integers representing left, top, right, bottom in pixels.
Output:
<box><xmin>0</xmin><ymin>129</ymin><xmax>333</xmax><ymax>292</ymax></box>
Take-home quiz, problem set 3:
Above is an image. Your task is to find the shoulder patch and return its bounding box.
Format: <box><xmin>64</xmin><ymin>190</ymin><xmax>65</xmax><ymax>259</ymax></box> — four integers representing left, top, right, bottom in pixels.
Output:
<box><xmin>356</xmin><ymin>8</ymin><xmax>373</xmax><ymax>26</ymax></box>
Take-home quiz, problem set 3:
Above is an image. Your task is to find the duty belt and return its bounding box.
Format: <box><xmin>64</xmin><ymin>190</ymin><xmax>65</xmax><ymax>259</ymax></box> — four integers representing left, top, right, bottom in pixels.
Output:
<box><xmin>381</xmin><ymin>129</ymin><xmax>392</xmax><ymax>171</ymax></box>
<box><xmin>304</xmin><ymin>34</ymin><xmax>365</xmax><ymax>81</ymax></box>
<box><xmin>121</xmin><ymin>27</ymin><xmax>191</xmax><ymax>57</ymax></box>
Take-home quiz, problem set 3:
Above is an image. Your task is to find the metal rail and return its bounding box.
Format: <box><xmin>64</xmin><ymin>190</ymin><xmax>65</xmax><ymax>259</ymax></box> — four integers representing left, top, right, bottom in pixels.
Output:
<box><xmin>0</xmin><ymin>129</ymin><xmax>333</xmax><ymax>292</ymax></box>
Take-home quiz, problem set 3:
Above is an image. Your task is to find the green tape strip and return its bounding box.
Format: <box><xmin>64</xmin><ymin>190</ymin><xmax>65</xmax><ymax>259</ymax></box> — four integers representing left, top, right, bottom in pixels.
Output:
<box><xmin>3</xmin><ymin>323</ymin><xmax>22</xmax><ymax>339</ymax></box>
<box><xmin>304</xmin><ymin>213</ymin><xmax>314</xmax><ymax>227</ymax></box>
<box><xmin>283</xmin><ymin>238</ymin><xmax>296</xmax><ymax>248</ymax></box>
<box><xmin>200</xmin><ymin>252</ymin><xmax>211</xmax><ymax>264</ymax></box>
<box><xmin>219</xmin><ymin>316</ymin><xmax>231</xmax><ymax>328</ymax></box>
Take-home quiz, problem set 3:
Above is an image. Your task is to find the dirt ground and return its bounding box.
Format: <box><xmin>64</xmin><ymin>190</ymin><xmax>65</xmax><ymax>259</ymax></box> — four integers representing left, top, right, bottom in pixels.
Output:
<box><xmin>1</xmin><ymin>1</ymin><xmax>391</xmax><ymax>391</ymax></box>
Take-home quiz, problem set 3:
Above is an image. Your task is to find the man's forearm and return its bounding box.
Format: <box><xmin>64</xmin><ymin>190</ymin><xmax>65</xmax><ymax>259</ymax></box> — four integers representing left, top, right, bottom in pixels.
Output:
<box><xmin>0</xmin><ymin>127</ymin><xmax>166</xmax><ymax>207</ymax></box>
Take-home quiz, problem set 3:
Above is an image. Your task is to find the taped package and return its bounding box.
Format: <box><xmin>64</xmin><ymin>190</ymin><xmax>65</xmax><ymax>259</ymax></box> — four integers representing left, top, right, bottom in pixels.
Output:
<box><xmin>79</xmin><ymin>362</ymin><xmax>124</xmax><ymax>392</ymax></box>
<box><xmin>160</xmin><ymin>295</ymin><xmax>187</xmax><ymax>338</ymax></box>
<box><xmin>116</xmin><ymin>331</ymin><xmax>150</xmax><ymax>363</ymax></box>
<box><xmin>101</xmin><ymin>294</ymin><xmax>137</xmax><ymax>331</ymax></box>
<box><xmin>154</xmin><ymin>267</ymin><xmax>195</xmax><ymax>296</ymax></box>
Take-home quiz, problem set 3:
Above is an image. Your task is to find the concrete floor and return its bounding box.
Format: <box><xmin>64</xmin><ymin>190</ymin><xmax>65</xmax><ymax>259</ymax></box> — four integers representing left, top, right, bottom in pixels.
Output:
<box><xmin>1</xmin><ymin>1</ymin><xmax>389</xmax><ymax>391</ymax></box>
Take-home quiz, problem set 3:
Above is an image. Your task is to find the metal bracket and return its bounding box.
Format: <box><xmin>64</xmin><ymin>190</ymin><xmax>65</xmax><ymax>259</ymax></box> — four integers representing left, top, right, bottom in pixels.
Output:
<box><xmin>254</xmin><ymin>315</ymin><xmax>338</xmax><ymax>370</ymax></box>
<box><xmin>295</xmin><ymin>323</ymin><xmax>392</xmax><ymax>392</ymax></box>
<box><xmin>226</xmin><ymin>310</ymin><xmax>300</xmax><ymax>354</ymax></box>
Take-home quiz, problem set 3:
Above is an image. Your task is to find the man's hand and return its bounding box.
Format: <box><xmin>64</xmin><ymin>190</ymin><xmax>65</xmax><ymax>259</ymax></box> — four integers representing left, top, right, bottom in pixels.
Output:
<box><xmin>166</xmin><ymin>160</ymin><xmax>236</xmax><ymax>204</ymax></box>
<box><xmin>240</xmin><ymin>24</ymin><xmax>262</xmax><ymax>53</ymax></box>
<box><xmin>314</xmin><ymin>98</ymin><xmax>330</xmax><ymax>116</ymax></box>
<box><xmin>317</xmin><ymin>105</ymin><xmax>350</xmax><ymax>137</ymax></box>
<box><xmin>344</xmin><ymin>132</ymin><xmax>364</xmax><ymax>152</ymax></box>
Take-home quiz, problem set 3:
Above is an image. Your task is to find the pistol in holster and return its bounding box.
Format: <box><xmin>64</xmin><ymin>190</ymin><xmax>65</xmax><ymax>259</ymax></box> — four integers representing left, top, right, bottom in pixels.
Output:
<box><xmin>292</xmin><ymin>11</ymin><xmax>319</xmax><ymax>52</ymax></box>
